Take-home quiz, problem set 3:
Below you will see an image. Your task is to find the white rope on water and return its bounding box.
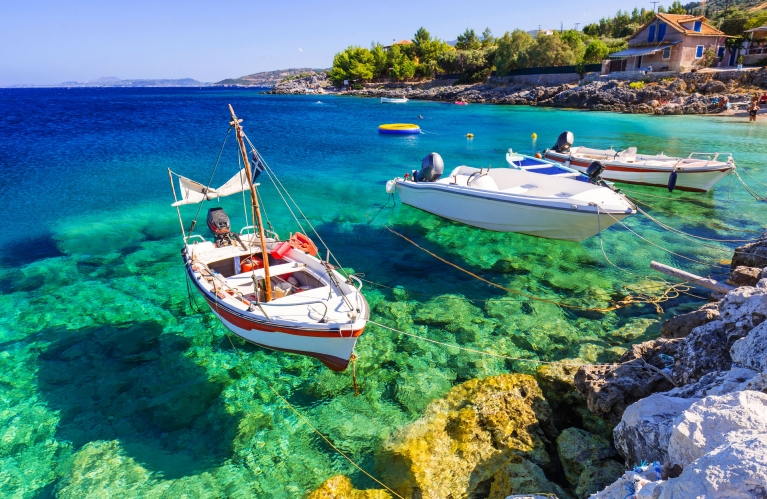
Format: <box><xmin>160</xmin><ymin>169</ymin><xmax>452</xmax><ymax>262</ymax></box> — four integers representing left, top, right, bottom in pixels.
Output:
<box><xmin>596</xmin><ymin>206</ymin><xmax>731</xmax><ymax>269</ymax></box>
<box><xmin>633</xmin><ymin>205</ymin><xmax>758</xmax><ymax>245</ymax></box>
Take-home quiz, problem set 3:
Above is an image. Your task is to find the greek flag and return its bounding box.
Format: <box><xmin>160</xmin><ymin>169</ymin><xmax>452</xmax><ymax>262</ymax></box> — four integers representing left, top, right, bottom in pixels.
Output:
<box><xmin>251</xmin><ymin>152</ymin><xmax>264</xmax><ymax>181</ymax></box>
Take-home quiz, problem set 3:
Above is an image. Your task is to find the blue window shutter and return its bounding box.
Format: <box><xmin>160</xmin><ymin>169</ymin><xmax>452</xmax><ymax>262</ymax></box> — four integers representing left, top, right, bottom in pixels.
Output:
<box><xmin>648</xmin><ymin>25</ymin><xmax>656</xmax><ymax>42</ymax></box>
<box><xmin>694</xmin><ymin>20</ymin><xmax>702</xmax><ymax>32</ymax></box>
<box><xmin>658</xmin><ymin>23</ymin><xmax>666</xmax><ymax>41</ymax></box>
<box><xmin>696</xmin><ymin>45</ymin><xmax>704</xmax><ymax>58</ymax></box>
<box><xmin>718</xmin><ymin>46</ymin><xmax>725</xmax><ymax>58</ymax></box>
<box><xmin>663</xmin><ymin>47</ymin><xmax>671</xmax><ymax>59</ymax></box>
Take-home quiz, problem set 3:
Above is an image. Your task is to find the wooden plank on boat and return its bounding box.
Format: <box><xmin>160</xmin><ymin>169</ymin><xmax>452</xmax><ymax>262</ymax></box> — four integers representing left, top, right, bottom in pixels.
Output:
<box><xmin>650</xmin><ymin>261</ymin><xmax>735</xmax><ymax>294</ymax></box>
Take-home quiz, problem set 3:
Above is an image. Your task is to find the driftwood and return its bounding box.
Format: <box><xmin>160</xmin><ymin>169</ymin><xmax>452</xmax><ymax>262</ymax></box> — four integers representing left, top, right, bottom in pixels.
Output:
<box><xmin>650</xmin><ymin>261</ymin><xmax>735</xmax><ymax>294</ymax></box>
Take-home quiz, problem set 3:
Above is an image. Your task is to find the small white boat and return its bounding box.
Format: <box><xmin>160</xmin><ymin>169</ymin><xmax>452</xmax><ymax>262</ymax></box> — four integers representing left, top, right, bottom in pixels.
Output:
<box><xmin>169</xmin><ymin>105</ymin><xmax>368</xmax><ymax>371</ymax></box>
<box><xmin>543</xmin><ymin>132</ymin><xmax>735</xmax><ymax>192</ymax></box>
<box><xmin>381</xmin><ymin>97</ymin><xmax>408</xmax><ymax>103</ymax></box>
<box><xmin>386</xmin><ymin>152</ymin><xmax>636</xmax><ymax>241</ymax></box>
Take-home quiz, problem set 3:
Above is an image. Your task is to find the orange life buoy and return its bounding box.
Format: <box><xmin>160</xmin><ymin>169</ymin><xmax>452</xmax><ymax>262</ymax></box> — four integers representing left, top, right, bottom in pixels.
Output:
<box><xmin>289</xmin><ymin>233</ymin><xmax>319</xmax><ymax>256</ymax></box>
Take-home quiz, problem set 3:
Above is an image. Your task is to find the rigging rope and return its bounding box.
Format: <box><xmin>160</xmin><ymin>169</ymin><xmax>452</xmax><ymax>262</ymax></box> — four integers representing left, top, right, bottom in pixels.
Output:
<box><xmin>188</xmin><ymin>126</ymin><xmax>232</xmax><ymax>234</ymax></box>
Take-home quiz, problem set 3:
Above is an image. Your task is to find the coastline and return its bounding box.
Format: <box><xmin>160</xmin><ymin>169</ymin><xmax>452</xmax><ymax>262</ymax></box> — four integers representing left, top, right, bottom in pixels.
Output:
<box><xmin>306</xmin><ymin>236</ymin><xmax>767</xmax><ymax>499</ymax></box>
<box><xmin>270</xmin><ymin>69</ymin><xmax>767</xmax><ymax>117</ymax></box>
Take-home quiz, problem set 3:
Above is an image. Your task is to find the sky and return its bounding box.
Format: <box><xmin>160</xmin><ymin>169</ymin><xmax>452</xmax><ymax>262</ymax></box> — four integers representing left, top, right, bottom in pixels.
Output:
<box><xmin>1</xmin><ymin>0</ymin><xmax>655</xmax><ymax>86</ymax></box>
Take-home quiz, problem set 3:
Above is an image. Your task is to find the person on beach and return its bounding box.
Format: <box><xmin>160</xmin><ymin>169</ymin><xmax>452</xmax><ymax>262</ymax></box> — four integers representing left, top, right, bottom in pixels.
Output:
<box><xmin>748</xmin><ymin>100</ymin><xmax>760</xmax><ymax>121</ymax></box>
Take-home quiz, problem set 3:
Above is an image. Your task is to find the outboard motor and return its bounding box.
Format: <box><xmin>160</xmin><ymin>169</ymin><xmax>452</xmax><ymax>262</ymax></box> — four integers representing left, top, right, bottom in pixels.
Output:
<box><xmin>586</xmin><ymin>161</ymin><xmax>606</xmax><ymax>185</ymax></box>
<box><xmin>415</xmin><ymin>152</ymin><xmax>444</xmax><ymax>182</ymax></box>
<box><xmin>207</xmin><ymin>207</ymin><xmax>245</xmax><ymax>249</ymax></box>
<box><xmin>552</xmin><ymin>131</ymin><xmax>574</xmax><ymax>153</ymax></box>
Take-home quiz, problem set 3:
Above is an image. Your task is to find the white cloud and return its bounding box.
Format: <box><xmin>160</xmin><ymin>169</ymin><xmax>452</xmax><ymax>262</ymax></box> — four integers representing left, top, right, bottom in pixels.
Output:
<box><xmin>298</xmin><ymin>48</ymin><xmax>304</xmax><ymax>53</ymax></box>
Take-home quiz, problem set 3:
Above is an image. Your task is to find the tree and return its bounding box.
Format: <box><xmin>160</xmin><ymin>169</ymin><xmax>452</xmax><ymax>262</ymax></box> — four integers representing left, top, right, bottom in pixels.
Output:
<box><xmin>667</xmin><ymin>1</ymin><xmax>687</xmax><ymax>14</ymax></box>
<box><xmin>584</xmin><ymin>39</ymin><xmax>610</xmax><ymax>63</ymax></box>
<box><xmin>370</xmin><ymin>43</ymin><xmax>388</xmax><ymax>78</ymax></box>
<box><xmin>494</xmin><ymin>30</ymin><xmax>534</xmax><ymax>74</ymax></box>
<box><xmin>481</xmin><ymin>27</ymin><xmax>495</xmax><ymax>48</ymax></box>
<box><xmin>700</xmin><ymin>47</ymin><xmax>717</xmax><ymax>67</ymax></box>
<box><xmin>560</xmin><ymin>29</ymin><xmax>587</xmax><ymax>62</ymax></box>
<box><xmin>456</xmin><ymin>28</ymin><xmax>481</xmax><ymax>50</ymax></box>
<box><xmin>519</xmin><ymin>32</ymin><xmax>577</xmax><ymax>68</ymax></box>
<box><xmin>329</xmin><ymin>46</ymin><xmax>375</xmax><ymax>85</ymax></box>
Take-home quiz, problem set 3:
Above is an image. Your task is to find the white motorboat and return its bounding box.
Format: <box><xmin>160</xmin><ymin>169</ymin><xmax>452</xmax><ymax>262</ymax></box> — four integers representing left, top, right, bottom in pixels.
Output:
<box><xmin>386</xmin><ymin>152</ymin><xmax>636</xmax><ymax>241</ymax></box>
<box><xmin>169</xmin><ymin>105</ymin><xmax>368</xmax><ymax>371</ymax></box>
<box><xmin>381</xmin><ymin>97</ymin><xmax>408</xmax><ymax>103</ymax></box>
<box><xmin>543</xmin><ymin>131</ymin><xmax>735</xmax><ymax>192</ymax></box>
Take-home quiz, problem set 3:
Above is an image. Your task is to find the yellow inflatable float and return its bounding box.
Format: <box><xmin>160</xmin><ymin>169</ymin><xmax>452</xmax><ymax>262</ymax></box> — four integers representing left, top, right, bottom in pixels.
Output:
<box><xmin>378</xmin><ymin>123</ymin><xmax>421</xmax><ymax>135</ymax></box>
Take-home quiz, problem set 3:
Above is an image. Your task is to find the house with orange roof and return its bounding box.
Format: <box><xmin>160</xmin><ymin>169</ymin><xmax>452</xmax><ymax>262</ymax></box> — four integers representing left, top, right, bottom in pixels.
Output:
<box><xmin>383</xmin><ymin>39</ymin><xmax>413</xmax><ymax>51</ymax></box>
<box><xmin>607</xmin><ymin>13</ymin><xmax>730</xmax><ymax>73</ymax></box>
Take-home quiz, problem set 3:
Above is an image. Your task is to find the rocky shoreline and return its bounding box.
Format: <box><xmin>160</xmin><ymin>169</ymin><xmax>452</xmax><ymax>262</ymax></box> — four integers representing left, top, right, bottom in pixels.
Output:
<box><xmin>306</xmin><ymin>235</ymin><xmax>767</xmax><ymax>499</ymax></box>
<box><xmin>270</xmin><ymin>69</ymin><xmax>767</xmax><ymax>116</ymax></box>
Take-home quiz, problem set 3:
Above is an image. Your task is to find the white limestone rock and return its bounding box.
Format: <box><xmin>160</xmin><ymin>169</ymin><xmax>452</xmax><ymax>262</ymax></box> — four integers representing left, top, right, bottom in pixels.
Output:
<box><xmin>657</xmin><ymin>435</ymin><xmax>767</xmax><ymax>498</ymax></box>
<box><xmin>667</xmin><ymin>391</ymin><xmax>767</xmax><ymax>467</ymax></box>
<box><xmin>613</xmin><ymin>394</ymin><xmax>699</xmax><ymax>467</ymax></box>
<box><xmin>731</xmin><ymin>321</ymin><xmax>767</xmax><ymax>372</ymax></box>
<box><xmin>665</xmin><ymin>366</ymin><xmax>761</xmax><ymax>398</ymax></box>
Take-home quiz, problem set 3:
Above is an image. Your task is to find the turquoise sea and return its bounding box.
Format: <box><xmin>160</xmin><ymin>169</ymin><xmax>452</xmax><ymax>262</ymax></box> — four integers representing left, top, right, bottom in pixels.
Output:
<box><xmin>1</xmin><ymin>87</ymin><xmax>765</xmax><ymax>498</ymax></box>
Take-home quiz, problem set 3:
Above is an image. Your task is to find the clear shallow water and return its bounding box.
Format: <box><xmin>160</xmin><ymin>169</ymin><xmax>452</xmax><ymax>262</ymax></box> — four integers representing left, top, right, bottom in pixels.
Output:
<box><xmin>1</xmin><ymin>88</ymin><xmax>766</xmax><ymax>497</ymax></box>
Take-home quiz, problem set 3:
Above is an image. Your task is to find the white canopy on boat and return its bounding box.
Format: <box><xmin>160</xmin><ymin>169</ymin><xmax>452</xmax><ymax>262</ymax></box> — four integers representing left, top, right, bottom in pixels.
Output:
<box><xmin>172</xmin><ymin>169</ymin><xmax>249</xmax><ymax>206</ymax></box>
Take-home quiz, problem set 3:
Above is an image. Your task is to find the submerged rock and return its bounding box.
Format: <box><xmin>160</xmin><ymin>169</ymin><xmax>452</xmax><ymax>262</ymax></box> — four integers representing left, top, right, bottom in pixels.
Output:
<box><xmin>378</xmin><ymin>374</ymin><xmax>563</xmax><ymax>499</ymax></box>
<box><xmin>306</xmin><ymin>475</ymin><xmax>392</xmax><ymax>499</ymax></box>
<box><xmin>535</xmin><ymin>363</ymin><xmax>612</xmax><ymax>439</ymax></box>
<box><xmin>667</xmin><ymin>391</ymin><xmax>767</xmax><ymax>468</ymax></box>
<box><xmin>556</xmin><ymin>428</ymin><xmax>623</xmax><ymax>499</ymax></box>
<box><xmin>489</xmin><ymin>456</ymin><xmax>571</xmax><ymax>499</ymax></box>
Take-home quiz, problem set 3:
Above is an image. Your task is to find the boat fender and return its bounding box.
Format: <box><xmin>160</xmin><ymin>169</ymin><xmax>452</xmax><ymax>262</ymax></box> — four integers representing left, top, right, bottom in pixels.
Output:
<box><xmin>534</xmin><ymin>152</ymin><xmax>542</xmax><ymax>159</ymax></box>
<box><xmin>386</xmin><ymin>180</ymin><xmax>396</xmax><ymax>194</ymax></box>
<box><xmin>668</xmin><ymin>170</ymin><xmax>678</xmax><ymax>192</ymax></box>
<box><xmin>586</xmin><ymin>161</ymin><xmax>606</xmax><ymax>184</ymax></box>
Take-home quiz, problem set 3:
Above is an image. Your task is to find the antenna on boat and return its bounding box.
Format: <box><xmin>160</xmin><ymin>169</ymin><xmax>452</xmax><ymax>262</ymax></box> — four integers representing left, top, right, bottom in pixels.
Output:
<box><xmin>229</xmin><ymin>104</ymin><xmax>272</xmax><ymax>302</ymax></box>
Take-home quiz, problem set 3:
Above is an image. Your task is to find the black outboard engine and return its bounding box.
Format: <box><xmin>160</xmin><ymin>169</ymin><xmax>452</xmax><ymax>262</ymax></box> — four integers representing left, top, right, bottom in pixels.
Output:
<box><xmin>586</xmin><ymin>161</ymin><xmax>607</xmax><ymax>185</ymax></box>
<box><xmin>207</xmin><ymin>207</ymin><xmax>245</xmax><ymax>248</ymax></box>
<box><xmin>552</xmin><ymin>131</ymin><xmax>574</xmax><ymax>153</ymax></box>
<box><xmin>412</xmin><ymin>152</ymin><xmax>444</xmax><ymax>182</ymax></box>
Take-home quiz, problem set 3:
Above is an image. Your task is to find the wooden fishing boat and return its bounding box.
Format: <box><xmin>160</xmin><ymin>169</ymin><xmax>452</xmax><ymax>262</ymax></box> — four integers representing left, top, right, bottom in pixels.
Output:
<box><xmin>169</xmin><ymin>105</ymin><xmax>368</xmax><ymax>371</ymax></box>
<box><xmin>543</xmin><ymin>131</ymin><xmax>735</xmax><ymax>192</ymax></box>
<box><xmin>386</xmin><ymin>152</ymin><xmax>636</xmax><ymax>241</ymax></box>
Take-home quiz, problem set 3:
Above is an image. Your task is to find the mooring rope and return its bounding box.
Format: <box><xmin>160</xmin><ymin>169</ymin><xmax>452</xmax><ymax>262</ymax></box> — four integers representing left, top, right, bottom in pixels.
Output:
<box><xmin>384</xmin><ymin>225</ymin><xmax>689</xmax><ymax>314</ymax></box>
<box><xmin>634</xmin><ymin>206</ymin><xmax>755</xmax><ymax>246</ymax></box>
<box><xmin>733</xmin><ymin>170</ymin><xmax>767</xmax><ymax>201</ymax></box>
<box><xmin>368</xmin><ymin>320</ymin><xmax>676</xmax><ymax>385</ymax></box>
<box><xmin>626</xmin><ymin>195</ymin><xmax>764</xmax><ymax>234</ymax></box>
<box><xmin>595</xmin><ymin>208</ymin><xmax>730</xmax><ymax>269</ymax></box>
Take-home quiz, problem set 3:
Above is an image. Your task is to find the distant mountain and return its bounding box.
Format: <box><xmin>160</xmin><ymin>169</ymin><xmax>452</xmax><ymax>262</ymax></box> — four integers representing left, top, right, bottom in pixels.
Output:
<box><xmin>216</xmin><ymin>68</ymin><xmax>329</xmax><ymax>87</ymax></box>
<box><xmin>8</xmin><ymin>77</ymin><xmax>210</xmax><ymax>88</ymax></box>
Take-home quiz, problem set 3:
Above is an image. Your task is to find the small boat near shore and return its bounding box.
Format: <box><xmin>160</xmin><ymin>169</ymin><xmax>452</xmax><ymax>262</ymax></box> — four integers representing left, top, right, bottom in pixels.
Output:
<box><xmin>169</xmin><ymin>105</ymin><xmax>368</xmax><ymax>371</ymax></box>
<box><xmin>381</xmin><ymin>97</ymin><xmax>408</xmax><ymax>103</ymax></box>
<box><xmin>543</xmin><ymin>131</ymin><xmax>735</xmax><ymax>192</ymax></box>
<box><xmin>386</xmin><ymin>152</ymin><xmax>636</xmax><ymax>241</ymax></box>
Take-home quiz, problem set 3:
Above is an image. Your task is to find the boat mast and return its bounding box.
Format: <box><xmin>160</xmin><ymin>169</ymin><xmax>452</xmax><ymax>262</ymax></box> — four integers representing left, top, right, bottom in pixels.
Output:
<box><xmin>228</xmin><ymin>104</ymin><xmax>272</xmax><ymax>302</ymax></box>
